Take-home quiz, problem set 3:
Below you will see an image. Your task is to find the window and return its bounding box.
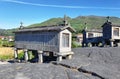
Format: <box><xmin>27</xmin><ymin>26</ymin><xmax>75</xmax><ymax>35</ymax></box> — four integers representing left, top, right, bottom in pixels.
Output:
<box><xmin>88</xmin><ymin>33</ymin><xmax>93</xmax><ymax>38</ymax></box>
<box><xmin>113</xmin><ymin>28</ymin><xmax>119</xmax><ymax>36</ymax></box>
<box><xmin>62</xmin><ymin>33</ymin><xmax>69</xmax><ymax>47</ymax></box>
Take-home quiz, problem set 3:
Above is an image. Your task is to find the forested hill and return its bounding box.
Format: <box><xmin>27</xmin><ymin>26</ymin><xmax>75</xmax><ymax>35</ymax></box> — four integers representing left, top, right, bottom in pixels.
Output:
<box><xmin>1</xmin><ymin>15</ymin><xmax>120</xmax><ymax>36</ymax></box>
<box><xmin>0</xmin><ymin>28</ymin><xmax>16</xmax><ymax>36</ymax></box>
<box><xmin>28</xmin><ymin>15</ymin><xmax>120</xmax><ymax>33</ymax></box>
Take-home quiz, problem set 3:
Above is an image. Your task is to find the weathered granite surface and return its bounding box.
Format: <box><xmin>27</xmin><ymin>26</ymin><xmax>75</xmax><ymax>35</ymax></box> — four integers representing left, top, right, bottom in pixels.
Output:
<box><xmin>53</xmin><ymin>47</ymin><xmax>120</xmax><ymax>79</ymax></box>
<box><xmin>0</xmin><ymin>47</ymin><xmax>120</xmax><ymax>79</ymax></box>
<box><xmin>0</xmin><ymin>63</ymin><xmax>98</xmax><ymax>79</ymax></box>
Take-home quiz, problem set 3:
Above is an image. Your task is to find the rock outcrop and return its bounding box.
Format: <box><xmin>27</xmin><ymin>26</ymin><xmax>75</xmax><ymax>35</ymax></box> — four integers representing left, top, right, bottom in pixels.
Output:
<box><xmin>0</xmin><ymin>47</ymin><xmax>120</xmax><ymax>79</ymax></box>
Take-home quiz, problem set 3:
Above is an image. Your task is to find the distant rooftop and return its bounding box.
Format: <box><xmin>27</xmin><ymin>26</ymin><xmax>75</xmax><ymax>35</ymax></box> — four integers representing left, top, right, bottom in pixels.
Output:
<box><xmin>85</xmin><ymin>29</ymin><xmax>102</xmax><ymax>33</ymax></box>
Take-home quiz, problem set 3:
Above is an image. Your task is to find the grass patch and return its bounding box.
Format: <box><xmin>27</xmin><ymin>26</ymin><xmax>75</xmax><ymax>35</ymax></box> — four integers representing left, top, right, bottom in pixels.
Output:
<box><xmin>0</xmin><ymin>47</ymin><xmax>22</xmax><ymax>61</ymax></box>
<box><xmin>0</xmin><ymin>54</ymin><xmax>13</xmax><ymax>61</ymax></box>
<box><xmin>0</xmin><ymin>47</ymin><xmax>35</xmax><ymax>61</ymax></box>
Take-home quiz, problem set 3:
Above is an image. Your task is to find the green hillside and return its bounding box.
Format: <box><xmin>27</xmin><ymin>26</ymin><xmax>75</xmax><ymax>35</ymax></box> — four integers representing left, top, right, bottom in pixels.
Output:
<box><xmin>28</xmin><ymin>15</ymin><xmax>120</xmax><ymax>33</ymax></box>
<box><xmin>1</xmin><ymin>15</ymin><xmax>120</xmax><ymax>36</ymax></box>
<box><xmin>0</xmin><ymin>28</ymin><xmax>17</xmax><ymax>36</ymax></box>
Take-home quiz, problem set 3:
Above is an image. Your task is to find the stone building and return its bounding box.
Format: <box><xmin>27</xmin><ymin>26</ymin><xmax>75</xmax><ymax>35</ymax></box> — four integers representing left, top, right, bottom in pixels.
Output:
<box><xmin>14</xmin><ymin>16</ymin><xmax>75</xmax><ymax>63</ymax></box>
<box><xmin>73</xmin><ymin>33</ymin><xmax>83</xmax><ymax>46</ymax></box>
<box><xmin>102</xmin><ymin>19</ymin><xmax>120</xmax><ymax>47</ymax></box>
<box><xmin>0</xmin><ymin>36</ymin><xmax>5</xmax><ymax>40</ymax></box>
<box><xmin>82</xmin><ymin>16</ymin><xmax>120</xmax><ymax>47</ymax></box>
<box><xmin>82</xmin><ymin>28</ymin><xmax>103</xmax><ymax>47</ymax></box>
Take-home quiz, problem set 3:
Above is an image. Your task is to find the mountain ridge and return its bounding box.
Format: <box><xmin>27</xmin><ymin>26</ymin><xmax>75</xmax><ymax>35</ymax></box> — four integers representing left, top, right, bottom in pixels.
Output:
<box><xmin>1</xmin><ymin>15</ymin><xmax>120</xmax><ymax>36</ymax></box>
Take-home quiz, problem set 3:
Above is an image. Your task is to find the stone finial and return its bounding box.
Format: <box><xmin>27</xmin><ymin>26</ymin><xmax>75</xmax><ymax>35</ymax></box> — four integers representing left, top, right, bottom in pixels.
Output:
<box><xmin>106</xmin><ymin>16</ymin><xmax>110</xmax><ymax>22</ymax></box>
<box><xmin>84</xmin><ymin>22</ymin><xmax>87</xmax><ymax>30</ymax></box>
<box><xmin>106</xmin><ymin>16</ymin><xmax>112</xmax><ymax>24</ymax></box>
<box><xmin>63</xmin><ymin>14</ymin><xmax>68</xmax><ymax>26</ymax></box>
<box><xmin>20</xmin><ymin>22</ymin><xmax>23</xmax><ymax>26</ymax></box>
<box><xmin>19</xmin><ymin>22</ymin><xmax>24</xmax><ymax>29</ymax></box>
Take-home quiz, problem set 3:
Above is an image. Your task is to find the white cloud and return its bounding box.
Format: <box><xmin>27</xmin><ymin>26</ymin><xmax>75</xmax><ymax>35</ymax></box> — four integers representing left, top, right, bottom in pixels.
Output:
<box><xmin>1</xmin><ymin>0</ymin><xmax>120</xmax><ymax>10</ymax></box>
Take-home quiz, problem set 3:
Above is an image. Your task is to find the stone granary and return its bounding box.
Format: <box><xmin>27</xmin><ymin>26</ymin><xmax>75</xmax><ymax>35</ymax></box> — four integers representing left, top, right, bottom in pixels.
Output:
<box><xmin>14</xmin><ymin>16</ymin><xmax>75</xmax><ymax>63</ymax></box>
<box><xmin>82</xmin><ymin>16</ymin><xmax>120</xmax><ymax>47</ymax></box>
<box><xmin>82</xmin><ymin>28</ymin><xmax>103</xmax><ymax>47</ymax></box>
<box><xmin>102</xmin><ymin>19</ymin><xmax>120</xmax><ymax>47</ymax></box>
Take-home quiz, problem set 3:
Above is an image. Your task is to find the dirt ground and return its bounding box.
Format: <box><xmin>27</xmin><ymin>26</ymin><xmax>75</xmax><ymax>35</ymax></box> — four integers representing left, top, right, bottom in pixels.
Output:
<box><xmin>0</xmin><ymin>47</ymin><xmax>22</xmax><ymax>55</ymax></box>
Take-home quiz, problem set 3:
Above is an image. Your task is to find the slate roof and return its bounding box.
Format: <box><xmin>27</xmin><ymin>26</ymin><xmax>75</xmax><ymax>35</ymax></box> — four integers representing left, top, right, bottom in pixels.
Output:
<box><xmin>14</xmin><ymin>25</ymin><xmax>76</xmax><ymax>33</ymax></box>
<box><xmin>84</xmin><ymin>29</ymin><xmax>102</xmax><ymax>33</ymax></box>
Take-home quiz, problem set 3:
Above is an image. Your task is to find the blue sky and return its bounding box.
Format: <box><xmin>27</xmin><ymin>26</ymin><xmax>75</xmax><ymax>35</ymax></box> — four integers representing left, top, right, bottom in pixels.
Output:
<box><xmin>1</xmin><ymin>0</ymin><xmax>120</xmax><ymax>29</ymax></box>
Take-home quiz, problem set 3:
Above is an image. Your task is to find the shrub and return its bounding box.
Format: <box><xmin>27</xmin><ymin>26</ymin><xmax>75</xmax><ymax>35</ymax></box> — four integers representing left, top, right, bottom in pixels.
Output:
<box><xmin>72</xmin><ymin>41</ymin><xmax>78</xmax><ymax>48</ymax></box>
<box><xmin>28</xmin><ymin>51</ymin><xmax>34</xmax><ymax>60</ymax></box>
<box><xmin>17</xmin><ymin>51</ymin><xmax>34</xmax><ymax>60</ymax></box>
<box><xmin>72</xmin><ymin>41</ymin><xmax>82</xmax><ymax>48</ymax></box>
<box><xmin>2</xmin><ymin>40</ymin><xmax>8</xmax><ymax>47</ymax></box>
<box><xmin>18</xmin><ymin>51</ymin><xmax>24</xmax><ymax>60</ymax></box>
<box><xmin>0</xmin><ymin>40</ymin><xmax>2</xmax><ymax>47</ymax></box>
<box><xmin>1</xmin><ymin>40</ymin><xmax>14</xmax><ymax>47</ymax></box>
<box><xmin>8</xmin><ymin>41</ymin><xmax>14</xmax><ymax>47</ymax></box>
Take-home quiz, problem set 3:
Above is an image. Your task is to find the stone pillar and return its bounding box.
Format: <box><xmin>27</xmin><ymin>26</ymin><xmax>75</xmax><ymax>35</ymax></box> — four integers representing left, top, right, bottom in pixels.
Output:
<box><xmin>110</xmin><ymin>39</ymin><xmax>114</xmax><ymax>47</ymax></box>
<box><xmin>110</xmin><ymin>41</ymin><xmax>114</xmax><ymax>47</ymax></box>
<box><xmin>82</xmin><ymin>42</ymin><xmax>85</xmax><ymax>47</ymax></box>
<box><xmin>67</xmin><ymin>54</ymin><xmax>72</xmax><ymax>59</ymax></box>
<box><xmin>38</xmin><ymin>51</ymin><xmax>43</xmax><ymax>63</ymax></box>
<box><xmin>57</xmin><ymin>55</ymin><xmax>62</xmax><ymax>61</ymax></box>
<box><xmin>102</xmin><ymin>40</ymin><xmax>105</xmax><ymax>47</ymax></box>
<box><xmin>89</xmin><ymin>43</ymin><xmax>92</xmax><ymax>47</ymax></box>
<box><xmin>14</xmin><ymin>48</ymin><xmax>18</xmax><ymax>59</ymax></box>
<box><xmin>24</xmin><ymin>49</ymin><xmax>28</xmax><ymax>62</ymax></box>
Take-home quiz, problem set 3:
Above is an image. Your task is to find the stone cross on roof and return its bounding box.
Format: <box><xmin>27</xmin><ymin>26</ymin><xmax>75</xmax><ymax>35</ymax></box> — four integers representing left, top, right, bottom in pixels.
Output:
<box><xmin>20</xmin><ymin>22</ymin><xmax>23</xmax><ymax>26</ymax></box>
<box><xmin>106</xmin><ymin>16</ymin><xmax>110</xmax><ymax>22</ymax></box>
<box><xmin>84</xmin><ymin>22</ymin><xmax>87</xmax><ymax>30</ymax></box>
<box><xmin>19</xmin><ymin>22</ymin><xmax>24</xmax><ymax>29</ymax></box>
<box><xmin>106</xmin><ymin>16</ymin><xmax>112</xmax><ymax>24</ymax></box>
<box><xmin>63</xmin><ymin>15</ymin><xmax>68</xmax><ymax>26</ymax></box>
